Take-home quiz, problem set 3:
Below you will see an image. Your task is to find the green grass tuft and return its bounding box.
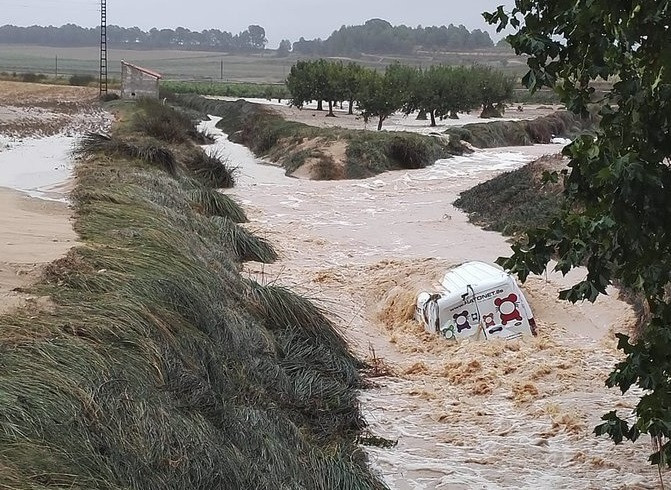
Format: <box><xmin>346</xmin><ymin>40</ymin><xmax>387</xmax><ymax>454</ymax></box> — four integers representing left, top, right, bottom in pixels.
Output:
<box><xmin>187</xmin><ymin>187</ymin><xmax>248</xmax><ymax>222</ymax></box>
<box><xmin>74</xmin><ymin>132</ymin><xmax>178</xmax><ymax>176</ymax></box>
<box><xmin>211</xmin><ymin>216</ymin><xmax>277</xmax><ymax>263</ymax></box>
<box><xmin>186</xmin><ymin>149</ymin><xmax>237</xmax><ymax>189</ymax></box>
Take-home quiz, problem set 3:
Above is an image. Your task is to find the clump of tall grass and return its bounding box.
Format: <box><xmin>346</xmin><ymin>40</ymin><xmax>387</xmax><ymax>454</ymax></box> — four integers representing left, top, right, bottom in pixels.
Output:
<box><xmin>211</xmin><ymin>216</ymin><xmax>277</xmax><ymax>263</ymax></box>
<box><xmin>187</xmin><ymin>187</ymin><xmax>248</xmax><ymax>222</ymax></box>
<box><xmin>246</xmin><ymin>282</ymin><xmax>363</xmax><ymax>374</ymax></box>
<box><xmin>187</xmin><ymin>149</ymin><xmax>237</xmax><ymax>188</ymax></box>
<box><xmin>74</xmin><ymin>132</ymin><xmax>177</xmax><ymax>175</ymax></box>
<box><xmin>132</xmin><ymin>97</ymin><xmax>205</xmax><ymax>144</ymax></box>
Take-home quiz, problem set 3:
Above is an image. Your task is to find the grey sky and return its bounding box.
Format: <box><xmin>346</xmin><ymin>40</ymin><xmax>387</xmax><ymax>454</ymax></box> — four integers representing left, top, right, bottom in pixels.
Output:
<box><xmin>4</xmin><ymin>0</ymin><xmax>514</xmax><ymax>47</ymax></box>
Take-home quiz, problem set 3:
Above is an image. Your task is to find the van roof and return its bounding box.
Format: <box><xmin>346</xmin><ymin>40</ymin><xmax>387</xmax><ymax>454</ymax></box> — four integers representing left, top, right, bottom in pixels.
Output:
<box><xmin>441</xmin><ymin>261</ymin><xmax>510</xmax><ymax>295</ymax></box>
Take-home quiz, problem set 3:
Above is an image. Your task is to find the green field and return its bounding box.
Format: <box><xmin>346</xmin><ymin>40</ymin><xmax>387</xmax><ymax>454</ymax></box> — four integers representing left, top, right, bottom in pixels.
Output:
<box><xmin>0</xmin><ymin>44</ymin><xmax>527</xmax><ymax>83</ymax></box>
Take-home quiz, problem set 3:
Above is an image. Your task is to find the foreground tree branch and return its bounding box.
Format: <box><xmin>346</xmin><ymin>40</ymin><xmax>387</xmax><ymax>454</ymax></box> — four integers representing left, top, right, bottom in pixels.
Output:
<box><xmin>485</xmin><ymin>0</ymin><xmax>671</xmax><ymax>469</ymax></box>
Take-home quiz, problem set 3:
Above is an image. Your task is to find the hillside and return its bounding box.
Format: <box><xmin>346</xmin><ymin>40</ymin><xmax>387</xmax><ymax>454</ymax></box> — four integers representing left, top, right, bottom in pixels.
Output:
<box><xmin>292</xmin><ymin>18</ymin><xmax>494</xmax><ymax>56</ymax></box>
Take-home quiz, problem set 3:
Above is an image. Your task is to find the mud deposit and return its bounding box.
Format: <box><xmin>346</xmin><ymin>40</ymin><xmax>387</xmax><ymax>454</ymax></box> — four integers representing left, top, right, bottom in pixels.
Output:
<box><xmin>199</xmin><ymin>117</ymin><xmax>658</xmax><ymax>489</ymax></box>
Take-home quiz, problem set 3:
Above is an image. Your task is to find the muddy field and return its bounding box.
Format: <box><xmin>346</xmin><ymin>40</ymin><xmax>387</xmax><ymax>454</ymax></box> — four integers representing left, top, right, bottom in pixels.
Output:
<box><xmin>0</xmin><ymin>81</ymin><xmax>109</xmax><ymax>140</ymax></box>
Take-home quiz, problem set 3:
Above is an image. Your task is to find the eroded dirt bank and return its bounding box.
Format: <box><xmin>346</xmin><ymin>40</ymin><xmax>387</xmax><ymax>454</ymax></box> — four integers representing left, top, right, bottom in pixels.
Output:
<box><xmin>201</xmin><ymin>116</ymin><xmax>658</xmax><ymax>489</ymax></box>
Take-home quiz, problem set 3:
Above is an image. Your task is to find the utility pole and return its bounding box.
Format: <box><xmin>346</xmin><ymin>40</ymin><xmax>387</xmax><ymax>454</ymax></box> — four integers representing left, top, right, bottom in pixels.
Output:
<box><xmin>99</xmin><ymin>0</ymin><xmax>108</xmax><ymax>96</ymax></box>
<box><xmin>55</xmin><ymin>55</ymin><xmax>58</xmax><ymax>77</ymax></box>
<box><xmin>220</xmin><ymin>59</ymin><xmax>224</xmax><ymax>80</ymax></box>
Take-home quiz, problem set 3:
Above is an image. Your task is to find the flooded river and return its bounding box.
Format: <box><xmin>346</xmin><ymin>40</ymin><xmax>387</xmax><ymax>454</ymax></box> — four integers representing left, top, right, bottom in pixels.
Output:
<box><xmin>200</xmin><ymin>117</ymin><xmax>658</xmax><ymax>489</ymax></box>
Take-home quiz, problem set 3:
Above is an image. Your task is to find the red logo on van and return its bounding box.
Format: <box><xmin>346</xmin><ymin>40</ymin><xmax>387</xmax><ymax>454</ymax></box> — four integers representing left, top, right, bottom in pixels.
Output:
<box><xmin>494</xmin><ymin>294</ymin><xmax>523</xmax><ymax>325</ymax></box>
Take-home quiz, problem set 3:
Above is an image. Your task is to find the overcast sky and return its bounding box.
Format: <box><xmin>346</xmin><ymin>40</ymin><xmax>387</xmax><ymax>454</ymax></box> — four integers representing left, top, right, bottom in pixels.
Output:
<box><xmin>4</xmin><ymin>0</ymin><xmax>515</xmax><ymax>47</ymax></box>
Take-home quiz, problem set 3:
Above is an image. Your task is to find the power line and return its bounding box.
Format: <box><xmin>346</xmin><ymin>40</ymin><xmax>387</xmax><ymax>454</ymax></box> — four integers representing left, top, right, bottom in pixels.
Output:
<box><xmin>99</xmin><ymin>0</ymin><xmax>107</xmax><ymax>96</ymax></box>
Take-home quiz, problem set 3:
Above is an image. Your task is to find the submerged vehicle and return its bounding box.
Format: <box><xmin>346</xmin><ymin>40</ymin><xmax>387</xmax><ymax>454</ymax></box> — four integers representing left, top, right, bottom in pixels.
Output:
<box><xmin>415</xmin><ymin>261</ymin><xmax>537</xmax><ymax>342</ymax></box>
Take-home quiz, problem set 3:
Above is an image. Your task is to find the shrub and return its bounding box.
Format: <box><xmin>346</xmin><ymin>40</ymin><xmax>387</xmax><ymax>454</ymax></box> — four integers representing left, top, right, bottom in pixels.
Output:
<box><xmin>387</xmin><ymin>134</ymin><xmax>432</xmax><ymax>169</ymax></box>
<box><xmin>445</xmin><ymin>111</ymin><xmax>592</xmax><ymax>149</ymax></box>
<box><xmin>186</xmin><ymin>149</ymin><xmax>237</xmax><ymax>188</ymax></box>
<box><xmin>100</xmin><ymin>92</ymin><xmax>120</xmax><ymax>102</ymax></box>
<box><xmin>20</xmin><ymin>72</ymin><xmax>46</xmax><ymax>83</ymax></box>
<box><xmin>69</xmin><ymin>74</ymin><xmax>96</xmax><ymax>86</ymax></box>
<box><xmin>454</xmin><ymin>154</ymin><xmax>564</xmax><ymax>235</ymax></box>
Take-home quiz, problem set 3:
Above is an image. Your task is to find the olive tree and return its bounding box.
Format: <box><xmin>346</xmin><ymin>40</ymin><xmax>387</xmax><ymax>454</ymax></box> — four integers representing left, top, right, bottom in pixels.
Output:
<box><xmin>474</xmin><ymin>65</ymin><xmax>514</xmax><ymax>118</ymax></box>
<box><xmin>358</xmin><ymin>63</ymin><xmax>411</xmax><ymax>130</ymax></box>
<box><xmin>485</xmin><ymin>1</ymin><xmax>671</xmax><ymax>468</ymax></box>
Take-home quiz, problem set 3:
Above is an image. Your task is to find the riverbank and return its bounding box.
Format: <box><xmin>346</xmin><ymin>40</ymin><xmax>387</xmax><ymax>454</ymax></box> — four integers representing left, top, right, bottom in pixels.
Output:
<box><xmin>0</xmin><ymin>98</ymin><xmax>385</xmax><ymax>488</ymax></box>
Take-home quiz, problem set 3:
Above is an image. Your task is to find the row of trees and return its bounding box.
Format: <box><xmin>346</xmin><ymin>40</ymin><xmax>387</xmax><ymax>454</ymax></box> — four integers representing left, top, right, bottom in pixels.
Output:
<box><xmin>292</xmin><ymin>19</ymin><xmax>494</xmax><ymax>56</ymax></box>
<box><xmin>286</xmin><ymin>60</ymin><xmax>514</xmax><ymax>130</ymax></box>
<box><xmin>0</xmin><ymin>19</ymin><xmax>495</xmax><ymax>56</ymax></box>
<box><xmin>0</xmin><ymin>24</ymin><xmax>268</xmax><ymax>51</ymax></box>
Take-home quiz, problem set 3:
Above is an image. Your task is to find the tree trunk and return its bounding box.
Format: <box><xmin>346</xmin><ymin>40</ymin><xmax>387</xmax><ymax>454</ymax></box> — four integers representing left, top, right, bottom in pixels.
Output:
<box><xmin>377</xmin><ymin>115</ymin><xmax>384</xmax><ymax>131</ymax></box>
<box><xmin>416</xmin><ymin>111</ymin><xmax>428</xmax><ymax>120</ymax></box>
<box><xmin>430</xmin><ymin>110</ymin><xmax>437</xmax><ymax>127</ymax></box>
<box><xmin>326</xmin><ymin>100</ymin><xmax>336</xmax><ymax>117</ymax></box>
<box><xmin>480</xmin><ymin>104</ymin><xmax>502</xmax><ymax>118</ymax></box>
<box><xmin>348</xmin><ymin>99</ymin><xmax>354</xmax><ymax>115</ymax></box>
<box><xmin>317</xmin><ymin>100</ymin><xmax>323</xmax><ymax>111</ymax></box>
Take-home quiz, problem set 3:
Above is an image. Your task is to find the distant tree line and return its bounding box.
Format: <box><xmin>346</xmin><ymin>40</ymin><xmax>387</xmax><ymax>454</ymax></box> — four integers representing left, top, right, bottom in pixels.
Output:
<box><xmin>292</xmin><ymin>19</ymin><xmax>494</xmax><ymax>56</ymax></box>
<box><xmin>286</xmin><ymin>59</ymin><xmax>514</xmax><ymax>130</ymax></box>
<box><xmin>0</xmin><ymin>19</ymin><xmax>495</xmax><ymax>56</ymax></box>
<box><xmin>0</xmin><ymin>24</ymin><xmax>268</xmax><ymax>51</ymax></box>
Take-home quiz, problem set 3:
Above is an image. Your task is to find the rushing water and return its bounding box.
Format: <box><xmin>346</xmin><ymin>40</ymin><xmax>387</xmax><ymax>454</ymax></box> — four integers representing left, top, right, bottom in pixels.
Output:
<box><xmin>198</xmin><ymin>116</ymin><xmax>659</xmax><ymax>489</ymax></box>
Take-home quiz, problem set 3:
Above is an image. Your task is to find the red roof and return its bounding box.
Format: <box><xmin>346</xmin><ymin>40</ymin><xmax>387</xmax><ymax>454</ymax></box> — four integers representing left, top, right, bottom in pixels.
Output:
<box><xmin>121</xmin><ymin>60</ymin><xmax>162</xmax><ymax>79</ymax></box>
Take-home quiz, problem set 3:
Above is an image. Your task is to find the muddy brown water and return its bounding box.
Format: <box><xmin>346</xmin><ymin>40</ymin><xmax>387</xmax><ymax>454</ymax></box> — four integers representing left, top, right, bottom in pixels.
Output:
<box><xmin>200</xmin><ymin>117</ymin><xmax>659</xmax><ymax>489</ymax></box>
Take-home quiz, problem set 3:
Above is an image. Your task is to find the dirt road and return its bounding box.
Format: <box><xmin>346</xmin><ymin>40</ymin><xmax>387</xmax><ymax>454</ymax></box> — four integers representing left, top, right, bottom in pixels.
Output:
<box><xmin>201</xmin><ymin>117</ymin><xmax>658</xmax><ymax>489</ymax></box>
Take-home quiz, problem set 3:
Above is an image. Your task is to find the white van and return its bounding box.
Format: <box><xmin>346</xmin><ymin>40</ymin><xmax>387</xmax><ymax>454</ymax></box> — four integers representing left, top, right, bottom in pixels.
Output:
<box><xmin>415</xmin><ymin>261</ymin><xmax>537</xmax><ymax>341</ymax></box>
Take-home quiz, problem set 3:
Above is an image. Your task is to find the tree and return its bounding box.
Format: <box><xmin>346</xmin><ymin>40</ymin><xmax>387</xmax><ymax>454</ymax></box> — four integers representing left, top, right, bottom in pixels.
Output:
<box><xmin>405</xmin><ymin>66</ymin><xmax>480</xmax><ymax>127</ymax></box>
<box><xmin>286</xmin><ymin>60</ymin><xmax>315</xmax><ymax>109</ymax></box>
<box><xmin>474</xmin><ymin>66</ymin><xmax>514</xmax><ymax>118</ymax></box>
<box><xmin>320</xmin><ymin>61</ymin><xmax>346</xmax><ymax>117</ymax></box>
<box><xmin>247</xmin><ymin>25</ymin><xmax>267</xmax><ymax>50</ymax></box>
<box><xmin>277</xmin><ymin>39</ymin><xmax>291</xmax><ymax>57</ymax></box>
<box><xmin>285</xmin><ymin>59</ymin><xmax>344</xmax><ymax>115</ymax></box>
<box><xmin>358</xmin><ymin>64</ymin><xmax>408</xmax><ymax>130</ymax></box>
<box><xmin>341</xmin><ymin>62</ymin><xmax>365</xmax><ymax>115</ymax></box>
<box><xmin>485</xmin><ymin>2</ymin><xmax>671</xmax><ymax>469</ymax></box>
